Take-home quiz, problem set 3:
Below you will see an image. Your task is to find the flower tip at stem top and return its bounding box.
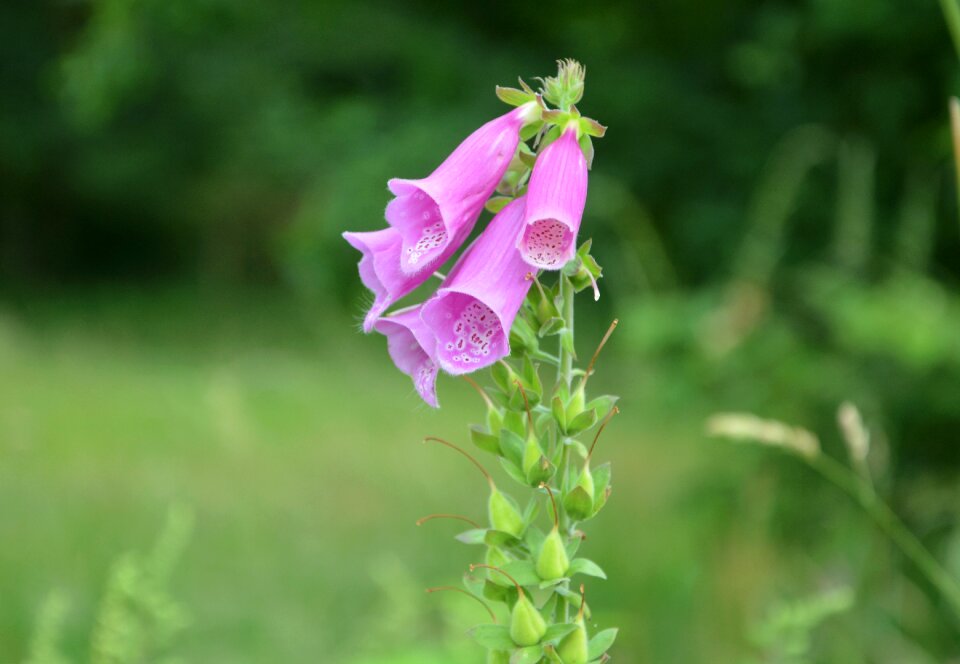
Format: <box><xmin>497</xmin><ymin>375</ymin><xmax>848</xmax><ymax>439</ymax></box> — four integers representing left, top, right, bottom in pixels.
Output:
<box><xmin>539</xmin><ymin>58</ymin><xmax>586</xmax><ymax>111</ymax></box>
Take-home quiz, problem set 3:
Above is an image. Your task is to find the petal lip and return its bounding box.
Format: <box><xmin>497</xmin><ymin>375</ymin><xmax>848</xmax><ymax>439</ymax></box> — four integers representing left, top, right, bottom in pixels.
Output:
<box><xmin>342</xmin><ymin>227</ymin><xmax>437</xmax><ymax>333</ymax></box>
<box><xmin>374</xmin><ymin>305</ymin><xmax>440</xmax><ymax>408</ymax></box>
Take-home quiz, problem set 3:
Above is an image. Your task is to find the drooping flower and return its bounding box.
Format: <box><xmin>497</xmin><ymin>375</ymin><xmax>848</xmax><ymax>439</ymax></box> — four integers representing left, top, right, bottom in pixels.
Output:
<box><xmin>517</xmin><ymin>124</ymin><xmax>588</xmax><ymax>270</ymax></box>
<box><xmin>386</xmin><ymin>103</ymin><xmax>539</xmax><ymax>275</ymax></box>
<box><xmin>342</xmin><ymin>227</ymin><xmax>438</xmax><ymax>333</ymax></box>
<box><xmin>374</xmin><ymin>304</ymin><xmax>439</xmax><ymax>408</ymax></box>
<box><xmin>421</xmin><ymin>197</ymin><xmax>532</xmax><ymax>375</ymax></box>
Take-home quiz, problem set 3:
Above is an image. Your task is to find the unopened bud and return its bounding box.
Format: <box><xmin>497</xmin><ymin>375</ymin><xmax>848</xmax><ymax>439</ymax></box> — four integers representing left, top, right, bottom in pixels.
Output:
<box><xmin>488</xmin><ymin>488</ymin><xmax>525</xmax><ymax>538</ymax></box>
<box><xmin>536</xmin><ymin>527</ymin><xmax>569</xmax><ymax>581</ymax></box>
<box><xmin>510</xmin><ymin>593</ymin><xmax>547</xmax><ymax>646</ymax></box>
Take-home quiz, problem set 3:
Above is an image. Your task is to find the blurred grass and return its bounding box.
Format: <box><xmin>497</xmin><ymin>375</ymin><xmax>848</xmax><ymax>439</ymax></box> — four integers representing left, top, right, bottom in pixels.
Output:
<box><xmin>1</xmin><ymin>288</ymin><xmax>957</xmax><ymax>663</ymax></box>
<box><xmin>0</xmin><ymin>287</ymin><xmax>791</xmax><ymax>664</ymax></box>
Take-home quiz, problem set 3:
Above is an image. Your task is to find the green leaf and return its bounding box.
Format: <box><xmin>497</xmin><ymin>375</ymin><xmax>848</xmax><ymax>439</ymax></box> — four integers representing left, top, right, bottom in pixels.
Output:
<box><xmin>485</xmin><ymin>530</ymin><xmax>519</xmax><ymax>547</ymax></box>
<box><xmin>538</xmin><ymin>317</ymin><xmax>566</xmax><ymax>338</ymax></box>
<box><xmin>585</xmin><ymin>395</ymin><xmax>618</xmax><ymax>422</ymax></box>
<box><xmin>542</xmin><ymin>622</ymin><xmax>578</xmax><ymax>643</ymax></box>
<box><xmin>578</xmin><ymin>134</ymin><xmax>595</xmax><ymax>170</ymax></box>
<box><xmin>565</xmin><ymin>409</ymin><xmax>598</xmax><ymax>435</ymax></box>
<box><xmin>565</xmin><ymin>534</ymin><xmax>583</xmax><ymax>558</ymax></box>
<box><xmin>564</xmin><ymin>438</ymin><xmax>589</xmax><ymax>459</ymax></box>
<box><xmin>483</xmin><ymin>579</ymin><xmax>514</xmax><ymax>603</ymax></box>
<box><xmin>470</xmin><ymin>624</ymin><xmax>515</xmax><ymax>650</ymax></box>
<box><xmin>500</xmin><ymin>457</ymin><xmax>527</xmax><ymax>485</ymax></box>
<box><xmin>500</xmin><ymin>429</ymin><xmax>526</xmax><ymax>466</ymax></box>
<box><xmin>455</xmin><ymin>529</ymin><xmax>488</xmax><ymax>545</ymax></box>
<box><xmin>587</xmin><ymin>628</ymin><xmax>618</xmax><ymax>659</ymax></box>
<box><xmin>522</xmin><ymin>496</ymin><xmax>541</xmax><ymax>526</ymax></box>
<box><xmin>579</xmin><ymin>116</ymin><xmax>607</xmax><ymax>138</ymax></box>
<box><xmin>511</xmin><ymin>645</ymin><xmax>544</xmax><ymax>664</ymax></box>
<box><xmin>551</xmin><ymin>396</ymin><xmax>567</xmax><ymax>433</ymax></box>
<box><xmin>524</xmin><ymin>525</ymin><xmax>546</xmax><ymax>554</ymax></box>
<box><xmin>463</xmin><ymin>572</ymin><xmax>486</xmax><ymax>597</ymax></box>
<box><xmin>518</xmin><ymin>147</ymin><xmax>538</xmax><ymax>169</ymax></box>
<box><xmin>592</xmin><ymin>463</ymin><xmax>612</xmax><ymax>515</ymax></box>
<box><xmin>563</xmin><ymin>486</ymin><xmax>594</xmax><ymax>522</ymax></box>
<box><xmin>486</xmin><ymin>196</ymin><xmax>513</xmax><ymax>214</ymax></box>
<box><xmin>568</xmin><ymin>558</ymin><xmax>607</xmax><ymax>579</ymax></box>
<box><xmin>471</xmin><ymin>425</ymin><xmax>502</xmax><ymax>456</ymax></box>
<box><xmin>538</xmin><ymin>578</ymin><xmax>565</xmax><ymax>590</ymax></box>
<box><xmin>503</xmin><ymin>411</ymin><xmax>527</xmax><ymax>438</ymax></box>
<box><xmin>491</xmin><ymin>361</ymin><xmax>516</xmax><ymax>393</ymax></box>
<box><xmin>496</xmin><ymin>86</ymin><xmax>535</xmax><ymax>107</ymax></box>
<box><xmin>521</xmin><ymin>356</ymin><xmax>543</xmax><ymax>402</ymax></box>
<box><xmin>519</xmin><ymin>120</ymin><xmax>544</xmax><ymax>142</ymax></box>
<box><xmin>502</xmin><ymin>559</ymin><xmax>540</xmax><ymax>586</ymax></box>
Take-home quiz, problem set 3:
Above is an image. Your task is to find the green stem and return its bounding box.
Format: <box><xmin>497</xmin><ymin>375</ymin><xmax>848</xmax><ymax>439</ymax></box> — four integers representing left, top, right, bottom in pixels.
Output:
<box><xmin>808</xmin><ymin>453</ymin><xmax>960</xmax><ymax>623</ymax></box>
<box><xmin>940</xmin><ymin>0</ymin><xmax>960</xmax><ymax>62</ymax></box>
<box><xmin>556</xmin><ymin>275</ymin><xmax>576</xmax><ymax>623</ymax></box>
<box><xmin>560</xmin><ymin>275</ymin><xmax>575</xmax><ymax>390</ymax></box>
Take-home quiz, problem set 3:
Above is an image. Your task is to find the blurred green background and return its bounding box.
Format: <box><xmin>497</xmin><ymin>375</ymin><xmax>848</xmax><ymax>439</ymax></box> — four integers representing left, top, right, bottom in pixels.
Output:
<box><xmin>2</xmin><ymin>0</ymin><xmax>960</xmax><ymax>662</ymax></box>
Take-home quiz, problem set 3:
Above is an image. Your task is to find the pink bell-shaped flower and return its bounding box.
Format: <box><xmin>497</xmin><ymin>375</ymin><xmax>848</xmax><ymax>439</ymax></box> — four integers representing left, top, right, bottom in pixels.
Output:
<box><xmin>386</xmin><ymin>103</ymin><xmax>538</xmax><ymax>275</ymax></box>
<box><xmin>421</xmin><ymin>197</ymin><xmax>532</xmax><ymax>375</ymax></box>
<box><xmin>517</xmin><ymin>125</ymin><xmax>587</xmax><ymax>270</ymax></box>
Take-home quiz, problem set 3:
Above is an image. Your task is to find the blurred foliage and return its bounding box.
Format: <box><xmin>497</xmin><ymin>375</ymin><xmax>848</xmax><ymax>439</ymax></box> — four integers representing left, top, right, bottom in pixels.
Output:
<box><xmin>15</xmin><ymin>507</ymin><xmax>192</xmax><ymax>664</ymax></box>
<box><xmin>0</xmin><ymin>0</ymin><xmax>957</xmax><ymax>291</ymax></box>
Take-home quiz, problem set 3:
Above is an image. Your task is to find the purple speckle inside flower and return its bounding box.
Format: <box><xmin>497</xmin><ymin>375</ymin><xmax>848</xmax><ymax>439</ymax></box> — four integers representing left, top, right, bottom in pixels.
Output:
<box><xmin>387</xmin><ymin>188</ymin><xmax>448</xmax><ymax>270</ymax></box>
<box><xmin>431</xmin><ymin>293</ymin><xmax>503</xmax><ymax>372</ymax></box>
<box><xmin>520</xmin><ymin>218</ymin><xmax>571</xmax><ymax>268</ymax></box>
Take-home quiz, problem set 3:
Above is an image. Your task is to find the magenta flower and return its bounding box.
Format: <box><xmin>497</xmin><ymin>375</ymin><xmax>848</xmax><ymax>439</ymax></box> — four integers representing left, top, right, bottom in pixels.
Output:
<box><xmin>386</xmin><ymin>103</ymin><xmax>538</xmax><ymax>275</ymax></box>
<box><xmin>421</xmin><ymin>197</ymin><xmax>532</xmax><ymax>375</ymax></box>
<box><xmin>374</xmin><ymin>304</ymin><xmax>440</xmax><ymax>408</ymax></box>
<box><xmin>342</xmin><ymin>227</ymin><xmax>440</xmax><ymax>333</ymax></box>
<box><xmin>517</xmin><ymin>125</ymin><xmax>588</xmax><ymax>270</ymax></box>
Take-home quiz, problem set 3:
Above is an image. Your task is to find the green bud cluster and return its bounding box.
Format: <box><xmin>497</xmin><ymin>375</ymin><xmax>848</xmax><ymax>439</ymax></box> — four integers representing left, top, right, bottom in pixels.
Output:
<box><xmin>417</xmin><ymin>59</ymin><xmax>619</xmax><ymax>663</ymax></box>
<box><xmin>421</xmin><ymin>270</ymin><xmax>620</xmax><ymax>662</ymax></box>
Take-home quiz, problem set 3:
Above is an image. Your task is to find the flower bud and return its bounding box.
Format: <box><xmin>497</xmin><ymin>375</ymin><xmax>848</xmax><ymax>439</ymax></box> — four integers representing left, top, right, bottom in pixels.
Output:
<box><xmin>510</xmin><ymin>593</ymin><xmax>547</xmax><ymax>647</ymax></box>
<box><xmin>488</xmin><ymin>488</ymin><xmax>525</xmax><ymax>538</ymax></box>
<box><xmin>557</xmin><ymin>622</ymin><xmax>589</xmax><ymax>664</ymax></box>
<box><xmin>536</xmin><ymin>483</ymin><xmax>569</xmax><ymax>580</ymax></box>
<box><xmin>563</xmin><ymin>467</ymin><xmax>595</xmax><ymax>522</ymax></box>
<box><xmin>535</xmin><ymin>527</ymin><xmax>569</xmax><ymax>581</ymax></box>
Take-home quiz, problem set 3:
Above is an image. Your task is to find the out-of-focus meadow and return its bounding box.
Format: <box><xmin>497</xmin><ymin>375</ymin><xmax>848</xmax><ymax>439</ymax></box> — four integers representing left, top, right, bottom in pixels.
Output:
<box><xmin>2</xmin><ymin>1</ymin><xmax>960</xmax><ymax>662</ymax></box>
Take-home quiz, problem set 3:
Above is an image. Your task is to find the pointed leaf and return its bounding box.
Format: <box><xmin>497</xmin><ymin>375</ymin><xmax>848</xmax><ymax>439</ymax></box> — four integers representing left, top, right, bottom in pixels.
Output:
<box><xmin>455</xmin><ymin>529</ymin><xmax>488</xmax><ymax>545</ymax></box>
<box><xmin>543</xmin><ymin>622</ymin><xmax>578</xmax><ymax>643</ymax></box>
<box><xmin>502</xmin><ymin>559</ymin><xmax>540</xmax><ymax>586</ymax></box>
<box><xmin>587</xmin><ymin>628</ymin><xmax>618</xmax><ymax>659</ymax></box>
<box><xmin>569</xmin><ymin>558</ymin><xmax>607</xmax><ymax>579</ymax></box>
<box><xmin>511</xmin><ymin>645</ymin><xmax>544</xmax><ymax>664</ymax></box>
<box><xmin>470</xmin><ymin>624</ymin><xmax>515</xmax><ymax>650</ymax></box>
<box><xmin>486</xmin><ymin>196</ymin><xmax>514</xmax><ymax>214</ymax></box>
<box><xmin>566</xmin><ymin>409</ymin><xmax>598</xmax><ymax>435</ymax></box>
<box><xmin>471</xmin><ymin>425</ymin><xmax>502</xmax><ymax>455</ymax></box>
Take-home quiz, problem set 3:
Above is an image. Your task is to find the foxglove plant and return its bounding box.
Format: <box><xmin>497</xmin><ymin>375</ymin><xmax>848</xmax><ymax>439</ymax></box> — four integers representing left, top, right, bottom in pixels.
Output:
<box><xmin>346</xmin><ymin>60</ymin><xmax>617</xmax><ymax>663</ymax></box>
